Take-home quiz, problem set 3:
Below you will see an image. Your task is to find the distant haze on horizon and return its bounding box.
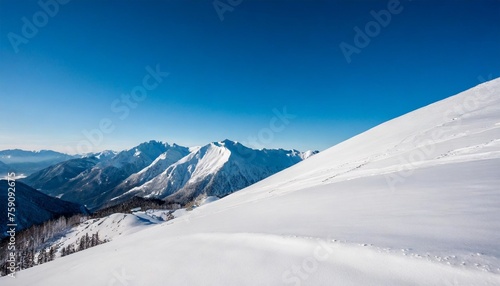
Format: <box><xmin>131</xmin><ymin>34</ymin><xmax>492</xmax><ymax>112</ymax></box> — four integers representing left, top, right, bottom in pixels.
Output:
<box><xmin>0</xmin><ymin>139</ymin><xmax>321</xmax><ymax>156</ymax></box>
<box><xmin>1</xmin><ymin>0</ymin><xmax>499</xmax><ymax>153</ymax></box>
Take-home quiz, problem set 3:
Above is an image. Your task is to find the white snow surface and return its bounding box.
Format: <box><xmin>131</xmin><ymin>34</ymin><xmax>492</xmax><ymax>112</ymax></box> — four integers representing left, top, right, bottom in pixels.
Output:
<box><xmin>53</xmin><ymin>213</ymin><xmax>156</xmax><ymax>253</ymax></box>
<box><xmin>200</xmin><ymin>196</ymin><xmax>220</xmax><ymax>206</ymax></box>
<box><xmin>3</xmin><ymin>78</ymin><xmax>500</xmax><ymax>285</ymax></box>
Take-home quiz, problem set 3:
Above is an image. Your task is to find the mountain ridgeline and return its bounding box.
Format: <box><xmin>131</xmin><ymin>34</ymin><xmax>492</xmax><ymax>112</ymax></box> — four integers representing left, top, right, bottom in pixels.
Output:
<box><xmin>22</xmin><ymin>140</ymin><xmax>318</xmax><ymax>210</ymax></box>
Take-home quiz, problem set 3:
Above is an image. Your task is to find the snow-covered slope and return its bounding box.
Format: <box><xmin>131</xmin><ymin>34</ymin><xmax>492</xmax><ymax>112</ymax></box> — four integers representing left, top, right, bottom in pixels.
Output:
<box><xmin>4</xmin><ymin>79</ymin><xmax>500</xmax><ymax>285</ymax></box>
<box><xmin>53</xmin><ymin>213</ymin><xmax>158</xmax><ymax>253</ymax></box>
<box><xmin>102</xmin><ymin>144</ymin><xmax>191</xmax><ymax>202</ymax></box>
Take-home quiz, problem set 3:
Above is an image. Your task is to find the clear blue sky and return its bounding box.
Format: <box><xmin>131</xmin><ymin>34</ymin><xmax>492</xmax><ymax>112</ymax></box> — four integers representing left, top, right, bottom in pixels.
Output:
<box><xmin>1</xmin><ymin>0</ymin><xmax>499</xmax><ymax>154</ymax></box>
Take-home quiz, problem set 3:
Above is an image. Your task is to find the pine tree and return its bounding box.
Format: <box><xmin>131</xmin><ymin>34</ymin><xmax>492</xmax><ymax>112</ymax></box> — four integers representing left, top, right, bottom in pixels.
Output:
<box><xmin>68</xmin><ymin>244</ymin><xmax>75</xmax><ymax>255</ymax></box>
<box><xmin>37</xmin><ymin>250</ymin><xmax>44</xmax><ymax>265</ymax></box>
<box><xmin>27</xmin><ymin>249</ymin><xmax>34</xmax><ymax>268</ymax></box>
<box><xmin>79</xmin><ymin>236</ymin><xmax>85</xmax><ymax>251</ymax></box>
<box><xmin>42</xmin><ymin>248</ymin><xmax>48</xmax><ymax>264</ymax></box>
<box><xmin>85</xmin><ymin>233</ymin><xmax>91</xmax><ymax>248</ymax></box>
<box><xmin>48</xmin><ymin>247</ymin><xmax>56</xmax><ymax>261</ymax></box>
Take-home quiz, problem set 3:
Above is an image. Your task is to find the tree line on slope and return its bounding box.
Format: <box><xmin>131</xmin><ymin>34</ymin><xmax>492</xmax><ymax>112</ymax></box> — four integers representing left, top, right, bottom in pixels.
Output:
<box><xmin>92</xmin><ymin>196</ymin><xmax>181</xmax><ymax>218</ymax></box>
<box><xmin>0</xmin><ymin>195</ymin><xmax>211</xmax><ymax>277</ymax></box>
<box><xmin>0</xmin><ymin>214</ymin><xmax>107</xmax><ymax>276</ymax></box>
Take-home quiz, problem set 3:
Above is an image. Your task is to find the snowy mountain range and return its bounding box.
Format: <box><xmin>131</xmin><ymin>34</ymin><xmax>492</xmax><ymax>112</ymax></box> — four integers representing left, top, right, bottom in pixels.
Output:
<box><xmin>3</xmin><ymin>78</ymin><xmax>499</xmax><ymax>285</ymax></box>
<box><xmin>0</xmin><ymin>150</ymin><xmax>76</xmax><ymax>178</ymax></box>
<box><xmin>22</xmin><ymin>140</ymin><xmax>317</xmax><ymax>210</ymax></box>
